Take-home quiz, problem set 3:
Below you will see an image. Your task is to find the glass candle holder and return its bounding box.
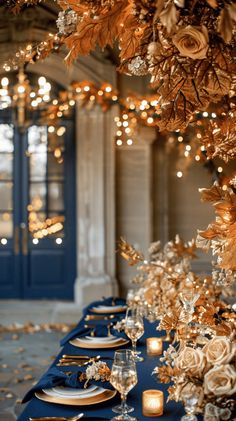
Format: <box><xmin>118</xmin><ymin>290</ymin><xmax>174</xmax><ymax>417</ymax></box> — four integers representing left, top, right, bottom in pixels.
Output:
<box><xmin>142</xmin><ymin>390</ymin><xmax>164</xmax><ymax>417</ymax></box>
<box><xmin>146</xmin><ymin>337</ymin><xmax>163</xmax><ymax>356</ymax></box>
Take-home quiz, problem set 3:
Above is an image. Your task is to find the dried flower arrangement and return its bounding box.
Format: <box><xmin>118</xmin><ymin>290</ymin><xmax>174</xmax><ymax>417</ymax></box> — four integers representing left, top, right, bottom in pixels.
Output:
<box><xmin>154</xmin><ymin>336</ymin><xmax>236</xmax><ymax>420</ymax></box>
<box><xmin>79</xmin><ymin>360</ymin><xmax>111</xmax><ymax>388</ymax></box>
<box><xmin>119</xmin><ymin>236</ymin><xmax>235</xmax><ymax>338</ymax></box>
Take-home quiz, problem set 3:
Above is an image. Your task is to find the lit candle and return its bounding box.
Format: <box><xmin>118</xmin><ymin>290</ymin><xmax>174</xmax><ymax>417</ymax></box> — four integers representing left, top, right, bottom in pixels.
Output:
<box><xmin>146</xmin><ymin>337</ymin><xmax>163</xmax><ymax>356</ymax></box>
<box><xmin>142</xmin><ymin>390</ymin><xmax>164</xmax><ymax>417</ymax></box>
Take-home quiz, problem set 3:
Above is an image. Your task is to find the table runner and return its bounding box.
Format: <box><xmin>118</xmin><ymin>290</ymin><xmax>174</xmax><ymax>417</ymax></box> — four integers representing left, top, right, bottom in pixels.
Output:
<box><xmin>18</xmin><ymin>301</ymin><xmax>187</xmax><ymax>421</ymax></box>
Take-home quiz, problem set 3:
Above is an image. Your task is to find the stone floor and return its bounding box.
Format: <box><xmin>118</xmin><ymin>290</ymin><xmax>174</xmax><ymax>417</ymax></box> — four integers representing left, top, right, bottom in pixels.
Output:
<box><xmin>0</xmin><ymin>301</ymin><xmax>83</xmax><ymax>421</ymax></box>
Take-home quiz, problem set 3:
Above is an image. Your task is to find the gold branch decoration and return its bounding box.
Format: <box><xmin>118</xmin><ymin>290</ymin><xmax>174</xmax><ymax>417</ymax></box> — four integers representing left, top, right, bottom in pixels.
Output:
<box><xmin>196</xmin><ymin>179</ymin><xmax>236</xmax><ymax>272</ymax></box>
<box><xmin>118</xmin><ymin>237</ymin><xmax>144</xmax><ymax>266</ymax></box>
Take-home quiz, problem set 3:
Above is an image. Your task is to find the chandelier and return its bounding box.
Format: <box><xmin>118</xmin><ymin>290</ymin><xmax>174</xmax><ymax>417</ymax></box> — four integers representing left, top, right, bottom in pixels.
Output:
<box><xmin>0</xmin><ymin>67</ymin><xmax>52</xmax><ymax>129</ymax></box>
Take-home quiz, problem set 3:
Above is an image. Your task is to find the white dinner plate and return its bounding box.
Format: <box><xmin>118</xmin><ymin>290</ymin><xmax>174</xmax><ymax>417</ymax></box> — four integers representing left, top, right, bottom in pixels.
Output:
<box><xmin>91</xmin><ymin>305</ymin><xmax>127</xmax><ymax>314</ymax></box>
<box><xmin>51</xmin><ymin>384</ymin><xmax>97</xmax><ymax>396</ymax></box>
<box><xmin>84</xmin><ymin>335</ymin><xmax>117</xmax><ymax>342</ymax></box>
<box><xmin>97</xmin><ymin>305</ymin><xmax>125</xmax><ymax>310</ymax></box>
<box><xmin>43</xmin><ymin>386</ymin><xmax>104</xmax><ymax>399</ymax></box>
<box><xmin>70</xmin><ymin>337</ymin><xmax>129</xmax><ymax>349</ymax></box>
<box><xmin>78</xmin><ymin>336</ymin><xmax>121</xmax><ymax>345</ymax></box>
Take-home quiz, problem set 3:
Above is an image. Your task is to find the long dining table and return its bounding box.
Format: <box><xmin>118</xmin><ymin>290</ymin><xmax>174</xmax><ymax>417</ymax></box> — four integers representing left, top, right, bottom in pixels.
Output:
<box><xmin>18</xmin><ymin>298</ymin><xmax>186</xmax><ymax>421</ymax></box>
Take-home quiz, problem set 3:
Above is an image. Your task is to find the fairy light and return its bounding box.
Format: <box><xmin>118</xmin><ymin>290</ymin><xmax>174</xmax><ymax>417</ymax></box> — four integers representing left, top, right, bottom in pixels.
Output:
<box><xmin>186</xmin><ymin>145</ymin><xmax>191</xmax><ymax>151</ymax></box>
<box><xmin>195</xmin><ymin>155</ymin><xmax>200</xmax><ymax>161</ymax></box>
<box><xmin>176</xmin><ymin>171</ymin><xmax>183</xmax><ymax>178</ymax></box>
<box><xmin>127</xmin><ymin>139</ymin><xmax>133</xmax><ymax>145</ymax></box>
<box><xmin>217</xmin><ymin>166</ymin><xmax>223</xmax><ymax>173</ymax></box>
<box><xmin>1</xmin><ymin>77</ymin><xmax>9</xmax><ymax>87</ymax></box>
<box><xmin>116</xmin><ymin>139</ymin><xmax>123</xmax><ymax>146</ymax></box>
<box><xmin>202</xmin><ymin>111</ymin><xmax>208</xmax><ymax>117</ymax></box>
<box><xmin>178</xmin><ymin>136</ymin><xmax>183</xmax><ymax>142</ymax></box>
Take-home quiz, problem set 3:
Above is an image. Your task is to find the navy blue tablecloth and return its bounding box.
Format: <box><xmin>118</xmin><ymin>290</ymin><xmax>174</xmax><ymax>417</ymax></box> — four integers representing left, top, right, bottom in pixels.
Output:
<box><xmin>18</xmin><ymin>302</ymin><xmax>185</xmax><ymax>421</ymax></box>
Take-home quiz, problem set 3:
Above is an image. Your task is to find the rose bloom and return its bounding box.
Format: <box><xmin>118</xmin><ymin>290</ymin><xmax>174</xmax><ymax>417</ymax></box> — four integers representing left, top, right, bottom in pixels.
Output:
<box><xmin>173</xmin><ymin>25</ymin><xmax>209</xmax><ymax>60</ymax></box>
<box><xmin>204</xmin><ymin>403</ymin><xmax>231</xmax><ymax>421</ymax></box>
<box><xmin>175</xmin><ymin>346</ymin><xmax>206</xmax><ymax>375</ymax></box>
<box><xmin>203</xmin><ymin>336</ymin><xmax>236</xmax><ymax>365</ymax></box>
<box><xmin>204</xmin><ymin>364</ymin><xmax>236</xmax><ymax>396</ymax></box>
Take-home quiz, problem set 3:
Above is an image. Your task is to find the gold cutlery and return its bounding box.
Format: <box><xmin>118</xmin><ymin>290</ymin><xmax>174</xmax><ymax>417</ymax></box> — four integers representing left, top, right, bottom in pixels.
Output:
<box><xmin>85</xmin><ymin>314</ymin><xmax>114</xmax><ymax>321</ymax></box>
<box><xmin>62</xmin><ymin>354</ymin><xmax>100</xmax><ymax>360</ymax></box>
<box><xmin>57</xmin><ymin>355</ymin><xmax>101</xmax><ymax>367</ymax></box>
<box><xmin>29</xmin><ymin>413</ymin><xmax>84</xmax><ymax>421</ymax></box>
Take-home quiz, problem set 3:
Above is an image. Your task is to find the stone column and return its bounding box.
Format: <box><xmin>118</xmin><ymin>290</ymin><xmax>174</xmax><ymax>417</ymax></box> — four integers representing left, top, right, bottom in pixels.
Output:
<box><xmin>116</xmin><ymin>126</ymin><xmax>156</xmax><ymax>294</ymax></box>
<box><xmin>74</xmin><ymin>105</ymin><xmax>118</xmax><ymax>305</ymax></box>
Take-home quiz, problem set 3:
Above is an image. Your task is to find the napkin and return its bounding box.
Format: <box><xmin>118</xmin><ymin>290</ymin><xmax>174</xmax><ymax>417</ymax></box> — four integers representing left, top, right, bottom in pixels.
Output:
<box><xmin>22</xmin><ymin>366</ymin><xmax>112</xmax><ymax>403</ymax></box>
<box><xmin>83</xmin><ymin>296</ymin><xmax>126</xmax><ymax>315</ymax></box>
<box><xmin>60</xmin><ymin>320</ymin><xmax>127</xmax><ymax>346</ymax></box>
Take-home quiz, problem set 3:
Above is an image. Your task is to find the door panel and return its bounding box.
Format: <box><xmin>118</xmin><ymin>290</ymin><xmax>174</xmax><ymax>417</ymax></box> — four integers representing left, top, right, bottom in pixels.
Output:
<box><xmin>0</xmin><ymin>120</ymin><xmax>76</xmax><ymax>299</ymax></box>
<box><xmin>0</xmin><ymin>123</ymin><xmax>20</xmax><ymax>297</ymax></box>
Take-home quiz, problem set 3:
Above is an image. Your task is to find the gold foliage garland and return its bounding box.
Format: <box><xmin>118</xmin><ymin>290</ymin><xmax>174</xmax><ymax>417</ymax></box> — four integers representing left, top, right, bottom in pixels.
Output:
<box><xmin>5</xmin><ymin>0</ymin><xmax>236</xmax><ymax>161</ymax></box>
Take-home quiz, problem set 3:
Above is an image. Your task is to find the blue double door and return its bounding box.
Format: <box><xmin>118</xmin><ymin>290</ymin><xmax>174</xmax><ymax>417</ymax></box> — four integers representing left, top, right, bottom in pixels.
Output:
<box><xmin>0</xmin><ymin>122</ymin><xmax>76</xmax><ymax>299</ymax></box>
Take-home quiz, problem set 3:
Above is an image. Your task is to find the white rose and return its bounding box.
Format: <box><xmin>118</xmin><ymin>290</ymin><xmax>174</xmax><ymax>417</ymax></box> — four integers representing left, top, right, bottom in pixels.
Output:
<box><xmin>204</xmin><ymin>364</ymin><xmax>236</xmax><ymax>396</ymax></box>
<box><xmin>173</xmin><ymin>25</ymin><xmax>209</xmax><ymax>60</ymax></box>
<box><xmin>175</xmin><ymin>346</ymin><xmax>206</xmax><ymax>375</ymax></box>
<box><xmin>203</xmin><ymin>336</ymin><xmax>236</xmax><ymax>365</ymax></box>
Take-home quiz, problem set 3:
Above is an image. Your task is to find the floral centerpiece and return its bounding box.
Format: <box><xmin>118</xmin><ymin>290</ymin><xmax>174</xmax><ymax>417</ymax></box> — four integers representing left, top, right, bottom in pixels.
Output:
<box><xmin>155</xmin><ymin>336</ymin><xmax>236</xmax><ymax>420</ymax></box>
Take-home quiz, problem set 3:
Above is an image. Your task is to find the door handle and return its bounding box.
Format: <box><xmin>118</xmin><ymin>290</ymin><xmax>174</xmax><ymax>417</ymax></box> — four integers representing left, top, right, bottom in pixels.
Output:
<box><xmin>14</xmin><ymin>226</ymin><xmax>20</xmax><ymax>256</ymax></box>
<box><xmin>21</xmin><ymin>224</ymin><xmax>28</xmax><ymax>256</ymax></box>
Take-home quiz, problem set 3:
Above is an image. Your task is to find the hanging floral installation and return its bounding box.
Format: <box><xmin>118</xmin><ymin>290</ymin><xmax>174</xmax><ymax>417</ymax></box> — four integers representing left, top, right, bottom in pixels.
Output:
<box><xmin>4</xmin><ymin>0</ymin><xmax>236</xmax><ymax>161</ymax></box>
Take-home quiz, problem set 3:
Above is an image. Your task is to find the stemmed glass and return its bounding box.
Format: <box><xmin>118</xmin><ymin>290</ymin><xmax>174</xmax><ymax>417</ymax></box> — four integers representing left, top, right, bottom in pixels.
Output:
<box><xmin>110</xmin><ymin>350</ymin><xmax>138</xmax><ymax>421</ymax></box>
<box><xmin>125</xmin><ymin>307</ymin><xmax>144</xmax><ymax>362</ymax></box>
<box><xmin>181</xmin><ymin>396</ymin><xmax>198</xmax><ymax>421</ymax></box>
<box><xmin>179</xmin><ymin>290</ymin><xmax>200</xmax><ymax>324</ymax></box>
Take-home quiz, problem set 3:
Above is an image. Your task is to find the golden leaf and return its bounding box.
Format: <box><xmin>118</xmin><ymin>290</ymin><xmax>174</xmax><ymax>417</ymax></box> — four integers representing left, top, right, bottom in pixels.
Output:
<box><xmin>159</xmin><ymin>3</ymin><xmax>178</xmax><ymax>34</ymax></box>
<box><xmin>217</xmin><ymin>7</ymin><xmax>234</xmax><ymax>43</ymax></box>
<box><xmin>119</xmin><ymin>16</ymin><xmax>149</xmax><ymax>61</ymax></box>
<box><xmin>118</xmin><ymin>237</ymin><xmax>144</xmax><ymax>266</ymax></box>
<box><xmin>198</xmin><ymin>184</ymin><xmax>224</xmax><ymax>203</ymax></box>
<box><xmin>58</xmin><ymin>0</ymin><xmax>87</xmax><ymax>14</ymax></box>
<box><xmin>64</xmin><ymin>0</ymin><xmax>129</xmax><ymax>63</ymax></box>
<box><xmin>206</xmin><ymin>0</ymin><xmax>218</xmax><ymax>8</ymax></box>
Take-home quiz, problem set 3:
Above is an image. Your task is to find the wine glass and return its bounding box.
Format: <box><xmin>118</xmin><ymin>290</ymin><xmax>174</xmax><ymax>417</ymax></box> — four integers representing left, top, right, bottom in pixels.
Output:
<box><xmin>112</xmin><ymin>350</ymin><xmax>134</xmax><ymax>414</ymax></box>
<box><xmin>125</xmin><ymin>307</ymin><xmax>144</xmax><ymax>362</ymax></box>
<box><xmin>110</xmin><ymin>350</ymin><xmax>138</xmax><ymax>421</ymax></box>
<box><xmin>181</xmin><ymin>396</ymin><xmax>198</xmax><ymax>421</ymax></box>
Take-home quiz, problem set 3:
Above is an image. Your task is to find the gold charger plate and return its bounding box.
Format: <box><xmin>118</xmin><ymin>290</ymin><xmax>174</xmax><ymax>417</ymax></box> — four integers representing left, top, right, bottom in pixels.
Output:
<box><xmin>35</xmin><ymin>389</ymin><xmax>116</xmax><ymax>405</ymax></box>
<box><xmin>90</xmin><ymin>306</ymin><xmax>127</xmax><ymax>314</ymax></box>
<box><xmin>70</xmin><ymin>337</ymin><xmax>129</xmax><ymax>349</ymax></box>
